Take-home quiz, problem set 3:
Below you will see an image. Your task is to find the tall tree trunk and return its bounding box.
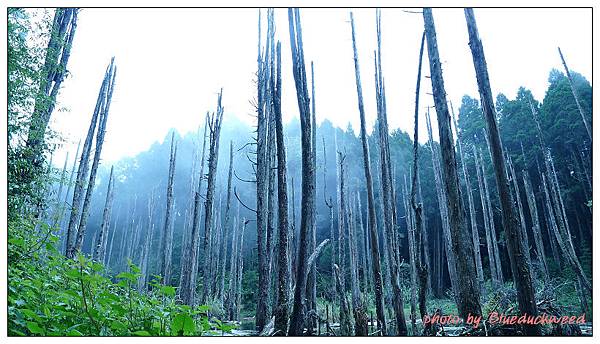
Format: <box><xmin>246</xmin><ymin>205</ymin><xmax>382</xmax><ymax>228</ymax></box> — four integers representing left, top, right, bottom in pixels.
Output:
<box><xmin>464</xmin><ymin>8</ymin><xmax>538</xmax><ymax>334</ymax></box>
<box><xmin>373</xmin><ymin>10</ymin><xmax>408</xmax><ymax>335</ymax></box>
<box><xmin>425</xmin><ymin>109</ymin><xmax>459</xmax><ymax>296</ymax></box>
<box><xmin>424</xmin><ymin>8</ymin><xmax>482</xmax><ymax>319</ymax></box>
<box><xmin>255</xmin><ymin>9</ymin><xmax>271</xmax><ymax>330</ymax></box>
<box><xmin>287</xmin><ymin>8</ymin><xmax>316</xmax><ymax>336</ymax></box>
<box><xmin>350</xmin><ymin>11</ymin><xmax>387</xmax><ymax>336</ymax></box>
<box><xmin>66</xmin><ymin>59</ymin><xmax>116</xmax><ymax>258</ymax></box>
<box><xmin>92</xmin><ymin>166</ymin><xmax>114</xmax><ymax>261</ymax></box>
<box><xmin>473</xmin><ymin>146</ymin><xmax>500</xmax><ymax>287</ymax></box>
<box><xmin>24</xmin><ymin>9</ymin><xmax>78</xmax><ymax>176</ymax></box>
<box><xmin>218</xmin><ymin>141</ymin><xmax>235</xmax><ymax>302</ymax></box>
<box><xmin>410</xmin><ymin>30</ymin><xmax>429</xmax><ymax>328</ymax></box>
<box><xmin>201</xmin><ymin>90</ymin><xmax>224</xmax><ymax>303</ymax></box>
<box><xmin>558</xmin><ymin>47</ymin><xmax>592</xmax><ymax>141</ymax></box>
<box><xmin>272</xmin><ymin>42</ymin><xmax>291</xmax><ymax>336</ymax></box>
<box><xmin>159</xmin><ymin>133</ymin><xmax>177</xmax><ymax>285</ymax></box>
<box><xmin>507</xmin><ymin>156</ymin><xmax>533</xmax><ymax>269</ymax></box>
<box><xmin>306</xmin><ymin>60</ymin><xmax>318</xmax><ymax>335</ymax></box>
<box><xmin>60</xmin><ymin>140</ymin><xmax>80</xmax><ymax>252</ymax></box>
<box><xmin>523</xmin><ymin>169</ymin><xmax>549</xmax><ymax>280</ymax></box>
<box><xmin>451</xmin><ymin>105</ymin><xmax>484</xmax><ymax>293</ymax></box>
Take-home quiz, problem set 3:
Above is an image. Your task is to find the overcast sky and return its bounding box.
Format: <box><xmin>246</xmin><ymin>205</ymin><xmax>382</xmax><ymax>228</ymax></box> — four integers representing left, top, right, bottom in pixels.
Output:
<box><xmin>47</xmin><ymin>8</ymin><xmax>592</xmax><ymax>166</ymax></box>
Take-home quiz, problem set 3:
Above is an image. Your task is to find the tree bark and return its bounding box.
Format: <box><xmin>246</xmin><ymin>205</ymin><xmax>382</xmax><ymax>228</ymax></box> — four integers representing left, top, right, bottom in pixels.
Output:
<box><xmin>350</xmin><ymin>11</ymin><xmax>387</xmax><ymax>336</ymax></box>
<box><xmin>523</xmin><ymin>169</ymin><xmax>549</xmax><ymax>280</ymax></box>
<box><xmin>92</xmin><ymin>166</ymin><xmax>114</xmax><ymax>261</ymax></box>
<box><xmin>159</xmin><ymin>133</ymin><xmax>177</xmax><ymax>285</ymax></box>
<box><xmin>424</xmin><ymin>8</ymin><xmax>482</xmax><ymax>320</ymax></box>
<box><xmin>287</xmin><ymin>8</ymin><xmax>316</xmax><ymax>336</ymax></box>
<box><xmin>67</xmin><ymin>59</ymin><xmax>116</xmax><ymax>258</ymax></box>
<box><xmin>464</xmin><ymin>8</ymin><xmax>539</xmax><ymax>334</ymax></box>
<box><xmin>558</xmin><ymin>47</ymin><xmax>592</xmax><ymax>141</ymax></box>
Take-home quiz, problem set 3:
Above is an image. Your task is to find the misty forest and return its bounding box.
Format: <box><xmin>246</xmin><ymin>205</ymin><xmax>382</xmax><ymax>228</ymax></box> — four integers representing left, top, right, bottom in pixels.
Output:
<box><xmin>7</xmin><ymin>7</ymin><xmax>593</xmax><ymax>337</ymax></box>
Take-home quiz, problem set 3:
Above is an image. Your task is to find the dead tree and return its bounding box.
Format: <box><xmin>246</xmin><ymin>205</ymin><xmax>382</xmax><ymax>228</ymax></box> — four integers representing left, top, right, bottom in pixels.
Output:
<box><xmin>473</xmin><ymin>146</ymin><xmax>500</xmax><ymax>287</ymax></box>
<box><xmin>507</xmin><ymin>156</ymin><xmax>533</xmax><ymax>268</ymax></box>
<box><xmin>159</xmin><ymin>133</ymin><xmax>177</xmax><ymax>285</ymax></box>
<box><xmin>336</xmin><ymin>152</ymin><xmax>353</xmax><ymax>335</ymax></box>
<box><xmin>558</xmin><ymin>47</ymin><xmax>591</xmax><ymax>141</ymax></box>
<box><xmin>450</xmin><ymin>105</ymin><xmax>484</xmax><ymax>293</ymax></box>
<box><xmin>201</xmin><ymin>90</ymin><xmax>224</xmax><ymax>303</ymax></box>
<box><xmin>287</xmin><ymin>8</ymin><xmax>316</xmax><ymax>336</ymax></box>
<box><xmin>92</xmin><ymin>166</ymin><xmax>114</xmax><ymax>261</ymax></box>
<box><xmin>425</xmin><ymin>108</ymin><xmax>459</xmax><ymax>296</ymax></box>
<box><xmin>523</xmin><ymin>169</ymin><xmax>549</xmax><ymax>280</ymax></box>
<box><xmin>424</xmin><ymin>8</ymin><xmax>482</xmax><ymax>319</ymax></box>
<box><xmin>24</xmin><ymin>9</ymin><xmax>78</xmax><ymax>175</ymax></box>
<box><xmin>350</xmin><ymin>11</ymin><xmax>387</xmax><ymax>336</ymax></box>
<box><xmin>255</xmin><ymin>9</ymin><xmax>271</xmax><ymax>331</ymax></box>
<box><xmin>464</xmin><ymin>8</ymin><xmax>538</xmax><ymax>334</ymax></box>
<box><xmin>179</xmin><ymin>118</ymin><xmax>208</xmax><ymax>293</ymax></box>
<box><xmin>323</xmin><ymin>137</ymin><xmax>336</xmax><ymax>301</ymax></box>
<box><xmin>272</xmin><ymin>42</ymin><xmax>291</xmax><ymax>336</ymax></box>
<box><xmin>373</xmin><ymin>10</ymin><xmax>408</xmax><ymax>335</ymax></box>
<box><xmin>478</xmin><ymin>147</ymin><xmax>504</xmax><ymax>284</ymax></box>
<box><xmin>218</xmin><ymin>141</ymin><xmax>235</xmax><ymax>301</ymax></box>
<box><xmin>306</xmin><ymin>60</ymin><xmax>318</xmax><ymax>334</ymax></box>
<box><xmin>227</xmin><ymin>205</ymin><xmax>241</xmax><ymax>320</ymax></box>
<box><xmin>59</xmin><ymin>140</ymin><xmax>80</xmax><ymax>252</ymax></box>
<box><xmin>349</xmin><ymin>197</ymin><xmax>369</xmax><ymax>336</ymax></box>
<box><xmin>410</xmin><ymin>30</ymin><xmax>429</xmax><ymax>325</ymax></box>
<box><xmin>66</xmin><ymin>58</ymin><xmax>116</xmax><ymax>258</ymax></box>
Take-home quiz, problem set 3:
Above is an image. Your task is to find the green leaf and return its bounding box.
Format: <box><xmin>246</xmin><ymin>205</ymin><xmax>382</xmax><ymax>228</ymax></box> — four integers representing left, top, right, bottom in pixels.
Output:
<box><xmin>172</xmin><ymin>313</ymin><xmax>195</xmax><ymax>336</ymax></box>
<box><xmin>26</xmin><ymin>321</ymin><xmax>44</xmax><ymax>335</ymax></box>
<box><xmin>67</xmin><ymin>329</ymin><xmax>82</xmax><ymax>336</ymax></box>
<box><xmin>160</xmin><ymin>285</ymin><xmax>176</xmax><ymax>297</ymax></box>
<box><xmin>132</xmin><ymin>330</ymin><xmax>151</xmax><ymax>336</ymax></box>
<box><xmin>20</xmin><ymin>309</ymin><xmax>41</xmax><ymax>321</ymax></box>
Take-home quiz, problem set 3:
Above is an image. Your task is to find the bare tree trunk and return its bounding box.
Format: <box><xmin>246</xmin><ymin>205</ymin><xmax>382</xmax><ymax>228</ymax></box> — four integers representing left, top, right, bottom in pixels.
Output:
<box><xmin>216</xmin><ymin>141</ymin><xmax>235</xmax><ymax>303</ymax></box>
<box><xmin>350</xmin><ymin>11</ymin><xmax>387</xmax><ymax>336</ymax></box>
<box><xmin>60</xmin><ymin>140</ymin><xmax>80</xmax><ymax>252</ymax></box>
<box><xmin>425</xmin><ymin>109</ymin><xmax>459</xmax><ymax>296</ymax></box>
<box><xmin>287</xmin><ymin>8</ymin><xmax>316</xmax><ymax>336</ymax></box>
<box><xmin>93</xmin><ymin>166</ymin><xmax>114</xmax><ymax>261</ymax></box>
<box><xmin>424</xmin><ymin>8</ymin><xmax>482</xmax><ymax>320</ymax></box>
<box><xmin>24</xmin><ymin>9</ymin><xmax>78</xmax><ymax>175</ymax></box>
<box><xmin>306</xmin><ymin>60</ymin><xmax>318</xmax><ymax>335</ymax></box>
<box><xmin>255</xmin><ymin>9</ymin><xmax>271</xmax><ymax>330</ymax></box>
<box><xmin>235</xmin><ymin>218</ymin><xmax>248</xmax><ymax>321</ymax></box>
<box><xmin>473</xmin><ymin>146</ymin><xmax>499</xmax><ymax>287</ymax></box>
<box><xmin>67</xmin><ymin>59</ymin><xmax>116</xmax><ymax>258</ymax></box>
<box><xmin>349</xmin><ymin>197</ymin><xmax>369</xmax><ymax>336</ymax></box>
<box><xmin>373</xmin><ymin>10</ymin><xmax>408</xmax><ymax>335</ymax></box>
<box><xmin>402</xmin><ymin>178</ymin><xmax>418</xmax><ymax>334</ymax></box>
<box><xmin>558</xmin><ymin>47</ymin><xmax>592</xmax><ymax>141</ymax></box>
<box><xmin>227</xmin><ymin>205</ymin><xmax>240</xmax><ymax>320</ymax></box>
<box><xmin>272</xmin><ymin>42</ymin><xmax>291</xmax><ymax>336</ymax></box>
<box><xmin>201</xmin><ymin>90</ymin><xmax>224</xmax><ymax>303</ymax></box>
<box><xmin>322</xmin><ymin>137</ymin><xmax>336</xmax><ymax>303</ymax></box>
<box><xmin>464</xmin><ymin>8</ymin><xmax>538</xmax><ymax>334</ymax></box>
<box><xmin>409</xmin><ymin>30</ymin><xmax>429</xmax><ymax>329</ymax></box>
<box><xmin>507</xmin><ymin>156</ymin><xmax>533</xmax><ymax>268</ymax></box>
<box><xmin>523</xmin><ymin>169</ymin><xmax>549</xmax><ymax>280</ymax></box>
<box><xmin>159</xmin><ymin>133</ymin><xmax>177</xmax><ymax>285</ymax></box>
<box><xmin>451</xmin><ymin>105</ymin><xmax>484</xmax><ymax>293</ymax></box>
<box><xmin>479</xmin><ymin>147</ymin><xmax>504</xmax><ymax>284</ymax></box>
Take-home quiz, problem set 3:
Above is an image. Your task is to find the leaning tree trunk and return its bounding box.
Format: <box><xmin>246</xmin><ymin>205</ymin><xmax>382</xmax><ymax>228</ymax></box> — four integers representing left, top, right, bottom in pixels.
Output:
<box><xmin>24</xmin><ymin>9</ymin><xmax>78</xmax><ymax>177</ymax></box>
<box><xmin>350</xmin><ymin>11</ymin><xmax>387</xmax><ymax>336</ymax></box>
<box><xmin>424</xmin><ymin>8</ymin><xmax>482</xmax><ymax>320</ymax></box>
<box><xmin>287</xmin><ymin>8</ymin><xmax>316</xmax><ymax>336</ymax></box>
<box><xmin>464</xmin><ymin>8</ymin><xmax>539</xmax><ymax>334</ymax></box>
<box><xmin>558</xmin><ymin>47</ymin><xmax>592</xmax><ymax>141</ymax></box>
<box><xmin>66</xmin><ymin>59</ymin><xmax>116</xmax><ymax>258</ymax></box>
<box><xmin>92</xmin><ymin>166</ymin><xmax>114</xmax><ymax>261</ymax></box>
<box><xmin>159</xmin><ymin>133</ymin><xmax>177</xmax><ymax>285</ymax></box>
<box><xmin>218</xmin><ymin>141</ymin><xmax>235</xmax><ymax>302</ymax></box>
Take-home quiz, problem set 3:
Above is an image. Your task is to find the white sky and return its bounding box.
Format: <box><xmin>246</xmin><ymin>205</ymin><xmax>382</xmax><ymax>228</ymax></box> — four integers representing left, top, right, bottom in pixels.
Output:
<box><xmin>47</xmin><ymin>7</ymin><xmax>592</xmax><ymax>165</ymax></box>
